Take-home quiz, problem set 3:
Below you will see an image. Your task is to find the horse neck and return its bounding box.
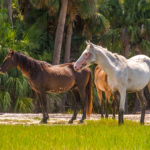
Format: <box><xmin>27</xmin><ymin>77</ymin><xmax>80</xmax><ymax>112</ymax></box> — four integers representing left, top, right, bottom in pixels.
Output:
<box><xmin>16</xmin><ymin>54</ymin><xmax>35</xmax><ymax>79</ymax></box>
<box><xmin>94</xmin><ymin>47</ymin><xmax>116</xmax><ymax>75</ymax></box>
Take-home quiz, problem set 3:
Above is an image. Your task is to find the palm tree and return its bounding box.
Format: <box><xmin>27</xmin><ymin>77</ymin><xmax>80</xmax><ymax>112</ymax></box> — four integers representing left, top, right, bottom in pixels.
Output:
<box><xmin>30</xmin><ymin>0</ymin><xmax>98</xmax><ymax>64</ymax></box>
<box><xmin>30</xmin><ymin>0</ymin><xmax>67</xmax><ymax>64</ymax></box>
<box><xmin>8</xmin><ymin>0</ymin><xmax>13</xmax><ymax>28</ymax></box>
<box><xmin>53</xmin><ymin>0</ymin><xmax>68</xmax><ymax>64</ymax></box>
<box><xmin>98</xmin><ymin>0</ymin><xmax>150</xmax><ymax>57</ymax></box>
<box><xmin>1</xmin><ymin>0</ymin><xmax>13</xmax><ymax>28</ymax></box>
<box><xmin>64</xmin><ymin>0</ymin><xmax>97</xmax><ymax>63</ymax></box>
<box><xmin>64</xmin><ymin>4</ymin><xmax>75</xmax><ymax>63</ymax></box>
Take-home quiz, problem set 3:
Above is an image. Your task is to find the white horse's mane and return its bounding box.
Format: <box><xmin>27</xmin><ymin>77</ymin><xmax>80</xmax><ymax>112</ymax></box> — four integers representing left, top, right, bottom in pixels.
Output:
<box><xmin>92</xmin><ymin>43</ymin><xmax>127</xmax><ymax>63</ymax></box>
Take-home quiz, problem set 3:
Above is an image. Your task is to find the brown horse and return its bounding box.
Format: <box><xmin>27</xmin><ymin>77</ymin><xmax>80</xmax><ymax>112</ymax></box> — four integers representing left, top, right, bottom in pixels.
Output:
<box><xmin>94</xmin><ymin>65</ymin><xmax>118</xmax><ymax>119</ymax></box>
<box><xmin>0</xmin><ymin>49</ymin><xmax>93</xmax><ymax>123</ymax></box>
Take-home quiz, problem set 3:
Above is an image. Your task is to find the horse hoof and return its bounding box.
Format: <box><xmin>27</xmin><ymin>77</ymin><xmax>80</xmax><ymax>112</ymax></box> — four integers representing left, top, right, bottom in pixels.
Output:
<box><xmin>118</xmin><ymin>120</ymin><xmax>124</xmax><ymax>125</ymax></box>
<box><xmin>118</xmin><ymin>111</ymin><xmax>124</xmax><ymax>125</ymax></box>
<box><xmin>105</xmin><ymin>116</ymin><xmax>108</xmax><ymax>119</ymax></box>
<box><xmin>79</xmin><ymin>120</ymin><xmax>84</xmax><ymax>124</ymax></box>
<box><xmin>40</xmin><ymin>119</ymin><xmax>48</xmax><ymax>124</ymax></box>
<box><xmin>40</xmin><ymin>121</ymin><xmax>47</xmax><ymax>124</ymax></box>
<box><xmin>112</xmin><ymin>116</ymin><xmax>115</xmax><ymax>120</ymax></box>
<box><xmin>118</xmin><ymin>122</ymin><xmax>124</xmax><ymax>125</ymax></box>
<box><xmin>140</xmin><ymin>121</ymin><xmax>144</xmax><ymax>125</ymax></box>
<box><xmin>68</xmin><ymin>120</ymin><xmax>73</xmax><ymax>124</ymax></box>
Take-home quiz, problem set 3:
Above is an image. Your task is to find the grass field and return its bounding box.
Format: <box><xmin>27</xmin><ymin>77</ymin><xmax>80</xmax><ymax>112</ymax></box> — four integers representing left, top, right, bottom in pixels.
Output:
<box><xmin>0</xmin><ymin>119</ymin><xmax>150</xmax><ymax>150</ymax></box>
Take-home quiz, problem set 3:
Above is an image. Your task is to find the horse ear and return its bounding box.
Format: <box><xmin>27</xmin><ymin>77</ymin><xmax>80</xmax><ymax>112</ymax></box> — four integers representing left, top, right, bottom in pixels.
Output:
<box><xmin>86</xmin><ymin>40</ymin><xmax>94</xmax><ymax>49</ymax></box>
<box><xmin>86</xmin><ymin>40</ymin><xmax>92</xmax><ymax>45</ymax></box>
<box><xmin>86</xmin><ymin>40</ymin><xmax>90</xmax><ymax>45</ymax></box>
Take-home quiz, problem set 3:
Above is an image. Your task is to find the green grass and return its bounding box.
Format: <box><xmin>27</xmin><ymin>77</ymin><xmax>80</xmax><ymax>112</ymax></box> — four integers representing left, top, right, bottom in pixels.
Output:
<box><xmin>0</xmin><ymin>119</ymin><xmax>150</xmax><ymax>150</ymax></box>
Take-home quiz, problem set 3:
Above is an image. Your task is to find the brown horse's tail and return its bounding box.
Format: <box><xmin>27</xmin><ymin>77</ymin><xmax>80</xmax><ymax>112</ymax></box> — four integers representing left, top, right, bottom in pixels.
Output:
<box><xmin>86</xmin><ymin>71</ymin><xmax>93</xmax><ymax>116</ymax></box>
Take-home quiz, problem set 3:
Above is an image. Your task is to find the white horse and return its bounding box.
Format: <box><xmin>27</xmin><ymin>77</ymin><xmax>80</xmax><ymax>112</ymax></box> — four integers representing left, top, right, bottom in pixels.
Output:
<box><xmin>74</xmin><ymin>41</ymin><xmax>150</xmax><ymax>124</ymax></box>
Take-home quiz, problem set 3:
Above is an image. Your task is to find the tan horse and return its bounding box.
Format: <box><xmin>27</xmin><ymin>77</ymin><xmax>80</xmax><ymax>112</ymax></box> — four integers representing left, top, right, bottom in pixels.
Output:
<box><xmin>95</xmin><ymin>65</ymin><xmax>118</xmax><ymax>119</ymax></box>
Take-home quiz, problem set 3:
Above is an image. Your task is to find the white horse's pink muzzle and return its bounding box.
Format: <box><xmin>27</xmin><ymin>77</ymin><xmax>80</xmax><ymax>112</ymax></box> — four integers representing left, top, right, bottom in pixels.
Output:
<box><xmin>74</xmin><ymin>53</ymin><xmax>90</xmax><ymax>71</ymax></box>
<box><xmin>74</xmin><ymin>61</ymin><xmax>84</xmax><ymax>71</ymax></box>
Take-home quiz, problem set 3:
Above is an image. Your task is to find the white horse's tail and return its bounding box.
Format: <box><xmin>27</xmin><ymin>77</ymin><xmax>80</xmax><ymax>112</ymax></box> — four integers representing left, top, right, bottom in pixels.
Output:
<box><xmin>147</xmin><ymin>82</ymin><xmax>150</xmax><ymax>93</ymax></box>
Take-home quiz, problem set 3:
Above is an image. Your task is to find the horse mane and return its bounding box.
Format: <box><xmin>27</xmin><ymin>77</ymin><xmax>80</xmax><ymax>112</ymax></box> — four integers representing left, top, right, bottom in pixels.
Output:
<box><xmin>14</xmin><ymin>51</ymin><xmax>51</xmax><ymax>73</ymax></box>
<box><xmin>14</xmin><ymin>51</ymin><xmax>75</xmax><ymax>74</ymax></box>
<box><xmin>114</xmin><ymin>53</ymin><xmax>126</xmax><ymax>62</ymax></box>
<box><xmin>93</xmin><ymin>44</ymin><xmax>127</xmax><ymax>63</ymax></box>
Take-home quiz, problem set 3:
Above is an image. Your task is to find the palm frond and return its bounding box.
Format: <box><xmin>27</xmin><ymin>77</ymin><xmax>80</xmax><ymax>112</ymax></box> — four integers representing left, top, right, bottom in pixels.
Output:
<box><xmin>76</xmin><ymin>0</ymin><xmax>96</xmax><ymax>19</ymax></box>
<box><xmin>14</xmin><ymin>97</ymin><xmax>33</xmax><ymax>113</ymax></box>
<box><xmin>0</xmin><ymin>92</ymin><xmax>11</xmax><ymax>112</ymax></box>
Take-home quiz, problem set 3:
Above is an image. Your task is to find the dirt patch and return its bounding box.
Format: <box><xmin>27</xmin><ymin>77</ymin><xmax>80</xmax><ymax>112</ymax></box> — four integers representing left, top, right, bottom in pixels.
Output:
<box><xmin>0</xmin><ymin>113</ymin><xmax>150</xmax><ymax>125</ymax></box>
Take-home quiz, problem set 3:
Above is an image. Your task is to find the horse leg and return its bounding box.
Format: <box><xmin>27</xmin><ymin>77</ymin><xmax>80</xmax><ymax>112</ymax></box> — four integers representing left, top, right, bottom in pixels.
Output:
<box><xmin>118</xmin><ymin>88</ymin><xmax>126</xmax><ymax>125</ymax></box>
<box><xmin>79</xmin><ymin>89</ymin><xmax>87</xmax><ymax>123</ymax></box>
<box><xmin>112</xmin><ymin>95</ymin><xmax>118</xmax><ymax>119</ymax></box>
<box><xmin>105</xmin><ymin>99</ymin><xmax>109</xmax><ymax>118</ymax></box>
<box><xmin>69</xmin><ymin>90</ymin><xmax>80</xmax><ymax>124</ymax></box>
<box><xmin>38</xmin><ymin>93</ymin><xmax>49</xmax><ymax>124</ymax></box>
<box><xmin>105</xmin><ymin>91</ymin><xmax>111</xmax><ymax>118</ymax></box>
<box><xmin>136</xmin><ymin>90</ymin><xmax>147</xmax><ymax>124</ymax></box>
<box><xmin>97</xmin><ymin>89</ymin><xmax>104</xmax><ymax>118</ymax></box>
<box><xmin>112</xmin><ymin>94</ymin><xmax>115</xmax><ymax>119</ymax></box>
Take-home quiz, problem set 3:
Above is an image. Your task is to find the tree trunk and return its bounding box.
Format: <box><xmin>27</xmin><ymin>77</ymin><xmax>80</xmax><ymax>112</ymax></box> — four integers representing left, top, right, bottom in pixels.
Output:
<box><xmin>120</xmin><ymin>27</ymin><xmax>130</xmax><ymax>113</ymax></box>
<box><xmin>121</xmin><ymin>27</ymin><xmax>130</xmax><ymax>58</ymax></box>
<box><xmin>123</xmin><ymin>45</ymin><xmax>130</xmax><ymax>58</ymax></box>
<box><xmin>2</xmin><ymin>0</ymin><xmax>13</xmax><ymax>28</ymax></box>
<box><xmin>52</xmin><ymin>0</ymin><xmax>68</xmax><ymax>65</ymax></box>
<box><xmin>8</xmin><ymin>0</ymin><xmax>13</xmax><ymax>28</ymax></box>
<box><xmin>64</xmin><ymin>22</ymin><xmax>73</xmax><ymax>63</ymax></box>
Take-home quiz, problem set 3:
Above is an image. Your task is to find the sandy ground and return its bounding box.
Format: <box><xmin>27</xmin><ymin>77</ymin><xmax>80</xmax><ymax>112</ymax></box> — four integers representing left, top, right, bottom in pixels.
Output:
<box><xmin>1</xmin><ymin>113</ymin><xmax>150</xmax><ymax>125</ymax></box>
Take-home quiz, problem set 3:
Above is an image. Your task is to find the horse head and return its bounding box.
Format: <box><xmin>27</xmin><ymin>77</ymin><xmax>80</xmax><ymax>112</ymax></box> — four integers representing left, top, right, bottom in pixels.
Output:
<box><xmin>74</xmin><ymin>41</ymin><xmax>96</xmax><ymax>71</ymax></box>
<box><xmin>0</xmin><ymin>49</ymin><xmax>17</xmax><ymax>74</ymax></box>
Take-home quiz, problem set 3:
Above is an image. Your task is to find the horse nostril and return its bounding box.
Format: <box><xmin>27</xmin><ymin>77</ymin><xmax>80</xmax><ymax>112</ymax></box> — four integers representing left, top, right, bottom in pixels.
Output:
<box><xmin>74</xmin><ymin>66</ymin><xmax>77</xmax><ymax>70</ymax></box>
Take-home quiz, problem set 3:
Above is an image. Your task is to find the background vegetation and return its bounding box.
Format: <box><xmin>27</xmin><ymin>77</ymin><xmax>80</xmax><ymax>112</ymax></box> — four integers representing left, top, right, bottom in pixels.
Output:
<box><xmin>0</xmin><ymin>0</ymin><xmax>150</xmax><ymax>113</ymax></box>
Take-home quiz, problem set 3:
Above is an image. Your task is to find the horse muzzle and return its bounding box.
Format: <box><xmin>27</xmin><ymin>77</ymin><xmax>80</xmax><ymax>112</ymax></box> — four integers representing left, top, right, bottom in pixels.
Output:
<box><xmin>74</xmin><ymin>63</ymin><xmax>86</xmax><ymax>72</ymax></box>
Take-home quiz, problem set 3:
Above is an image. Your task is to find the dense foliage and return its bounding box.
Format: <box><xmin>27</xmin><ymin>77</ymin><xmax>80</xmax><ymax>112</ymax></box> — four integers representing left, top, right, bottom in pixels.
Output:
<box><xmin>0</xmin><ymin>0</ymin><xmax>150</xmax><ymax>113</ymax></box>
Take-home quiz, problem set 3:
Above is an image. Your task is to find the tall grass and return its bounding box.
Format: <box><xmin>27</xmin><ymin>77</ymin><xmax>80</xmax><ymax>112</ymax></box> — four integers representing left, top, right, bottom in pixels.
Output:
<box><xmin>0</xmin><ymin>119</ymin><xmax>150</xmax><ymax>150</ymax></box>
